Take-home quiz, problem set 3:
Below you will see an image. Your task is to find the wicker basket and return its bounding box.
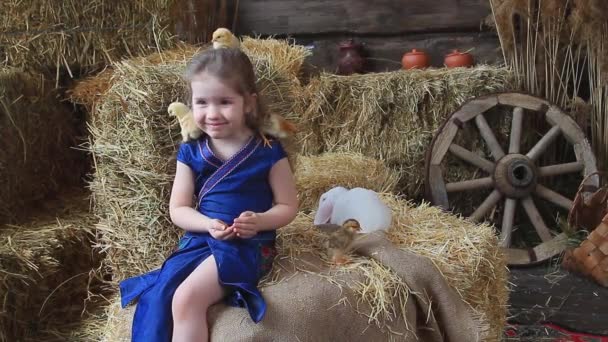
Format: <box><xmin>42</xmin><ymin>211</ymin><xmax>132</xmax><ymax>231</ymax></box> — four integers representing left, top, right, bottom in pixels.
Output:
<box><xmin>563</xmin><ymin>214</ymin><xmax>608</xmax><ymax>287</ymax></box>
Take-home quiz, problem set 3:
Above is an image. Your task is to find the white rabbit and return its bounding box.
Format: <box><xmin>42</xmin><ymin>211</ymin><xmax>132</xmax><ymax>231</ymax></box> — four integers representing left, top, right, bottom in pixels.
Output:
<box><xmin>313</xmin><ymin>186</ymin><xmax>392</xmax><ymax>233</ymax></box>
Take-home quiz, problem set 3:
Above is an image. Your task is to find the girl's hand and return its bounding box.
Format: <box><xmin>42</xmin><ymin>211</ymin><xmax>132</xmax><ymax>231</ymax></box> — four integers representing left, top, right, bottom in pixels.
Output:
<box><xmin>232</xmin><ymin>211</ymin><xmax>260</xmax><ymax>239</ymax></box>
<box><xmin>208</xmin><ymin>219</ymin><xmax>235</xmax><ymax>240</ymax></box>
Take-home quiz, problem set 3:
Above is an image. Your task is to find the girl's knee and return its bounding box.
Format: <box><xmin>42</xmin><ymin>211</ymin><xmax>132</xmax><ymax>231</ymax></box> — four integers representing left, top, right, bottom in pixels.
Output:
<box><xmin>172</xmin><ymin>283</ymin><xmax>211</xmax><ymax>320</ymax></box>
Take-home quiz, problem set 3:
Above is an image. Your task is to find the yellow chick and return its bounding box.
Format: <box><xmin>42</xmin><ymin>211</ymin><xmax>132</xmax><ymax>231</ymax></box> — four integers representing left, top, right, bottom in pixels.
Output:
<box><xmin>260</xmin><ymin>114</ymin><xmax>298</xmax><ymax>148</ymax></box>
<box><xmin>212</xmin><ymin>28</ymin><xmax>241</xmax><ymax>49</ymax></box>
<box><xmin>316</xmin><ymin>219</ymin><xmax>362</xmax><ymax>265</ymax></box>
<box><xmin>168</xmin><ymin>102</ymin><xmax>203</xmax><ymax>142</ymax></box>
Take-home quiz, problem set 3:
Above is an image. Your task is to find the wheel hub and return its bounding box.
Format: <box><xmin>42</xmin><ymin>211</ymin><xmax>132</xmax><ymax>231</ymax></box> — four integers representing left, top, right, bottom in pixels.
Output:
<box><xmin>494</xmin><ymin>154</ymin><xmax>537</xmax><ymax>198</ymax></box>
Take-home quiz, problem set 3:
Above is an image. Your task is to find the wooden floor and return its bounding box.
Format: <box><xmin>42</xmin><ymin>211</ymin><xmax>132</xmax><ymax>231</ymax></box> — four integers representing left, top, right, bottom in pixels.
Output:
<box><xmin>508</xmin><ymin>266</ymin><xmax>608</xmax><ymax>336</ymax></box>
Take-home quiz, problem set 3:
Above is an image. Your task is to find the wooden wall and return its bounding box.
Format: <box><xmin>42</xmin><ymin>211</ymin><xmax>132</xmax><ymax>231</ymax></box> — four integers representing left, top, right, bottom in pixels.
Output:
<box><xmin>235</xmin><ymin>0</ymin><xmax>503</xmax><ymax>73</ymax></box>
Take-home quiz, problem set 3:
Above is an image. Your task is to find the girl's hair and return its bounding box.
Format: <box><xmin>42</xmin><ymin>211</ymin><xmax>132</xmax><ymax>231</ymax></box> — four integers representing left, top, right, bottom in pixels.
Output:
<box><xmin>184</xmin><ymin>48</ymin><xmax>267</xmax><ymax>132</ymax></box>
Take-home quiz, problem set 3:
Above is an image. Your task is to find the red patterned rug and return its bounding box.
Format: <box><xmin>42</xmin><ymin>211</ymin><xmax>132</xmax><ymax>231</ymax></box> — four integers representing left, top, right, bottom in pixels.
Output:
<box><xmin>505</xmin><ymin>323</ymin><xmax>608</xmax><ymax>341</ymax></box>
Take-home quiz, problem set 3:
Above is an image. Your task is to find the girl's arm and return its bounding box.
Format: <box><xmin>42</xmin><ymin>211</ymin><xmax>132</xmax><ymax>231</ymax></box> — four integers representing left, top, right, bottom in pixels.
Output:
<box><xmin>169</xmin><ymin>162</ymin><xmax>234</xmax><ymax>237</ymax></box>
<box><xmin>232</xmin><ymin>158</ymin><xmax>298</xmax><ymax>236</ymax></box>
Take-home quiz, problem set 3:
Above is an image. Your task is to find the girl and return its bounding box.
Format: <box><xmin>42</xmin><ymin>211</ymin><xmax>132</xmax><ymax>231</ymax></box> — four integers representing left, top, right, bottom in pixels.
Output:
<box><xmin>119</xmin><ymin>48</ymin><xmax>299</xmax><ymax>342</ymax></box>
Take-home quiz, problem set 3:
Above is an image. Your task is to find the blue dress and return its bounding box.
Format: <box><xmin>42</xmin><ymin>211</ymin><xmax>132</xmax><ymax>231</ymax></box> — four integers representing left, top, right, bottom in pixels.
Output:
<box><xmin>119</xmin><ymin>135</ymin><xmax>285</xmax><ymax>342</ymax></box>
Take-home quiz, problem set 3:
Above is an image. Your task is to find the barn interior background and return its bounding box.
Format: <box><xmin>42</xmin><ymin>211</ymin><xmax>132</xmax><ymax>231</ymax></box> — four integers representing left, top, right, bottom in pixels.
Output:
<box><xmin>1</xmin><ymin>0</ymin><xmax>607</xmax><ymax>341</ymax></box>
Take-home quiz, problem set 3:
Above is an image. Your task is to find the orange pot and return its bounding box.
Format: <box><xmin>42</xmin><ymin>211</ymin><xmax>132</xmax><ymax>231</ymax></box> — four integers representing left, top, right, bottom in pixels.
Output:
<box><xmin>401</xmin><ymin>49</ymin><xmax>430</xmax><ymax>69</ymax></box>
<box><xmin>444</xmin><ymin>49</ymin><xmax>474</xmax><ymax>68</ymax></box>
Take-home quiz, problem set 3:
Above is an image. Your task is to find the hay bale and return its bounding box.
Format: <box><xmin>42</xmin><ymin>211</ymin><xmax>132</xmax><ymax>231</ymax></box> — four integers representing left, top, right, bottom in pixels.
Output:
<box><xmin>0</xmin><ymin>67</ymin><xmax>84</xmax><ymax>224</ymax></box>
<box><xmin>68</xmin><ymin>43</ymin><xmax>203</xmax><ymax>113</ymax></box>
<box><xmin>240</xmin><ymin>36</ymin><xmax>311</xmax><ymax>81</ymax></box>
<box><xmin>86</xmin><ymin>39</ymin><xmax>309</xmax><ymax>281</ymax></box>
<box><xmin>382</xmin><ymin>197</ymin><xmax>508</xmax><ymax>341</ymax></box>
<box><xmin>0</xmin><ymin>191</ymin><xmax>105</xmax><ymax>342</ymax></box>
<box><xmin>296</xmin><ymin>66</ymin><xmax>515</xmax><ymax>198</ymax></box>
<box><xmin>275</xmin><ymin>199</ymin><xmax>507</xmax><ymax>341</ymax></box>
<box><xmin>0</xmin><ymin>0</ymin><xmax>178</xmax><ymax>79</ymax></box>
<box><xmin>295</xmin><ymin>152</ymin><xmax>400</xmax><ymax>211</ymax></box>
<box><xmin>80</xmin><ymin>198</ymin><xmax>507</xmax><ymax>341</ymax></box>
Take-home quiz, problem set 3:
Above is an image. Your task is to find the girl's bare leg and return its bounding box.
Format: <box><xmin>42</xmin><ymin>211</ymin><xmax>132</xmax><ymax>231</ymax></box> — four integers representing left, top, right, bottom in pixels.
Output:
<box><xmin>172</xmin><ymin>255</ymin><xmax>224</xmax><ymax>342</ymax></box>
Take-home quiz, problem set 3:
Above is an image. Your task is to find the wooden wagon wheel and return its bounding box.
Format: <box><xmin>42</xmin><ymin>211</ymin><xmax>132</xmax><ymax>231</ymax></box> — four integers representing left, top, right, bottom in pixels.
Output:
<box><xmin>425</xmin><ymin>93</ymin><xmax>599</xmax><ymax>265</ymax></box>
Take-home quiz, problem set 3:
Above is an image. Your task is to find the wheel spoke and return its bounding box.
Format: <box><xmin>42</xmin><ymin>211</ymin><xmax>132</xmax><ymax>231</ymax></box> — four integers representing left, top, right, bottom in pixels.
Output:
<box><xmin>538</xmin><ymin>161</ymin><xmax>584</xmax><ymax>177</ymax></box>
<box><xmin>500</xmin><ymin>198</ymin><xmax>517</xmax><ymax>248</ymax></box>
<box><xmin>448</xmin><ymin>144</ymin><xmax>495</xmax><ymax>173</ymax></box>
<box><xmin>475</xmin><ymin>114</ymin><xmax>505</xmax><ymax>161</ymax></box>
<box><xmin>526</xmin><ymin>125</ymin><xmax>561</xmax><ymax>161</ymax></box>
<box><xmin>446</xmin><ymin>177</ymin><xmax>493</xmax><ymax>193</ymax></box>
<box><xmin>521</xmin><ymin>197</ymin><xmax>553</xmax><ymax>242</ymax></box>
<box><xmin>470</xmin><ymin>189</ymin><xmax>503</xmax><ymax>222</ymax></box>
<box><xmin>535</xmin><ymin>184</ymin><xmax>573</xmax><ymax>210</ymax></box>
<box><xmin>509</xmin><ymin>107</ymin><xmax>524</xmax><ymax>154</ymax></box>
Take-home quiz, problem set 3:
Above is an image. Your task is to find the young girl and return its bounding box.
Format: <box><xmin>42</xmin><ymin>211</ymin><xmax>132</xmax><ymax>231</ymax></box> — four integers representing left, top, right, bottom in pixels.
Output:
<box><xmin>119</xmin><ymin>48</ymin><xmax>299</xmax><ymax>342</ymax></box>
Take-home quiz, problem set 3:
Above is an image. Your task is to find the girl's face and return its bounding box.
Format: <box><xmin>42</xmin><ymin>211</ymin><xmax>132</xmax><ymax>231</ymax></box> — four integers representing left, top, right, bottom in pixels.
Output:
<box><xmin>191</xmin><ymin>73</ymin><xmax>255</xmax><ymax>140</ymax></box>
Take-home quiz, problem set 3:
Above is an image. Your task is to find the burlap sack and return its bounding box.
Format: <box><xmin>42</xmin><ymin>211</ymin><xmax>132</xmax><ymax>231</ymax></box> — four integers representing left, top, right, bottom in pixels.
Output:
<box><xmin>111</xmin><ymin>233</ymin><xmax>483</xmax><ymax>341</ymax></box>
<box><xmin>208</xmin><ymin>232</ymin><xmax>482</xmax><ymax>341</ymax></box>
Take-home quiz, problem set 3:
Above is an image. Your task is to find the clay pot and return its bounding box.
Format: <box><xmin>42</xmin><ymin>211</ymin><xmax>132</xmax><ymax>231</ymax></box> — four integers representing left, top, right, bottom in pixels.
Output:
<box><xmin>444</xmin><ymin>49</ymin><xmax>474</xmax><ymax>68</ymax></box>
<box><xmin>401</xmin><ymin>49</ymin><xmax>430</xmax><ymax>69</ymax></box>
<box><xmin>337</xmin><ymin>39</ymin><xmax>365</xmax><ymax>75</ymax></box>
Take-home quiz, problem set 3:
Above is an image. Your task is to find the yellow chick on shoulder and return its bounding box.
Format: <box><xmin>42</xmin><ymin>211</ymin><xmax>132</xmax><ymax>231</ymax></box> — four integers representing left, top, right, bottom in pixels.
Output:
<box><xmin>212</xmin><ymin>28</ymin><xmax>240</xmax><ymax>49</ymax></box>
<box><xmin>168</xmin><ymin>102</ymin><xmax>203</xmax><ymax>142</ymax></box>
<box><xmin>260</xmin><ymin>114</ymin><xmax>298</xmax><ymax>148</ymax></box>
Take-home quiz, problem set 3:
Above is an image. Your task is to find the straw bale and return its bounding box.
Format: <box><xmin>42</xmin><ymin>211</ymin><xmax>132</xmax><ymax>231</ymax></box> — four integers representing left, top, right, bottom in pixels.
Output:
<box><xmin>0</xmin><ymin>0</ymin><xmax>178</xmax><ymax>80</ymax></box>
<box><xmin>0</xmin><ymin>190</ymin><xmax>105</xmax><ymax>342</ymax></box>
<box><xmin>67</xmin><ymin>68</ymin><xmax>115</xmax><ymax>113</ymax></box>
<box><xmin>295</xmin><ymin>152</ymin><xmax>400</xmax><ymax>211</ymax></box>
<box><xmin>86</xmin><ymin>39</ymin><xmax>308</xmax><ymax>281</ymax></box>
<box><xmin>0</xmin><ymin>67</ymin><xmax>85</xmax><ymax>225</ymax></box>
<box><xmin>240</xmin><ymin>36</ymin><xmax>312</xmax><ymax>81</ymax></box>
<box><xmin>296</xmin><ymin>66</ymin><xmax>515</xmax><ymax>199</ymax></box>
<box><xmin>68</xmin><ymin>43</ymin><xmax>204</xmax><ymax>113</ymax></box>
<box><xmin>381</xmin><ymin>196</ymin><xmax>508</xmax><ymax>341</ymax></box>
<box><xmin>274</xmin><ymin>198</ymin><xmax>507</xmax><ymax>341</ymax></box>
<box><xmin>82</xmin><ymin>198</ymin><xmax>507</xmax><ymax>341</ymax></box>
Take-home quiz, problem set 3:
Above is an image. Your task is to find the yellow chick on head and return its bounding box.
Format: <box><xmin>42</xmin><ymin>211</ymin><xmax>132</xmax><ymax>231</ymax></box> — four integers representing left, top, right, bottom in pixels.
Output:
<box><xmin>168</xmin><ymin>102</ymin><xmax>203</xmax><ymax>142</ymax></box>
<box><xmin>212</xmin><ymin>28</ymin><xmax>240</xmax><ymax>49</ymax></box>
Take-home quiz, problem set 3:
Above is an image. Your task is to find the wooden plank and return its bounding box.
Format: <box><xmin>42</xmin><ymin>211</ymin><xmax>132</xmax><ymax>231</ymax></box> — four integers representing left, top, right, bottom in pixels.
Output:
<box><xmin>509</xmin><ymin>265</ymin><xmax>608</xmax><ymax>335</ymax></box>
<box><xmin>475</xmin><ymin>113</ymin><xmax>505</xmax><ymax>161</ymax></box>
<box><xmin>538</xmin><ymin>161</ymin><xmax>584</xmax><ymax>177</ymax></box>
<box><xmin>498</xmin><ymin>93</ymin><xmax>550</xmax><ymax>111</ymax></box>
<box><xmin>535</xmin><ymin>185</ymin><xmax>573</xmax><ymax>211</ymax></box>
<box><xmin>470</xmin><ymin>189</ymin><xmax>502</xmax><ymax>222</ymax></box>
<box><xmin>505</xmin><ymin>233</ymin><xmax>569</xmax><ymax>265</ymax></box>
<box><xmin>573</xmin><ymin>141</ymin><xmax>600</xmax><ymax>201</ymax></box>
<box><xmin>526</xmin><ymin>125</ymin><xmax>561</xmax><ymax>161</ymax></box>
<box><xmin>546</xmin><ymin>105</ymin><xmax>586</xmax><ymax>144</ymax></box>
<box><xmin>294</xmin><ymin>31</ymin><xmax>502</xmax><ymax>73</ymax></box>
<box><xmin>500</xmin><ymin>198</ymin><xmax>517</xmax><ymax>247</ymax></box>
<box><xmin>445</xmin><ymin>177</ymin><xmax>493</xmax><ymax>192</ymax></box>
<box><xmin>430</xmin><ymin>121</ymin><xmax>459</xmax><ymax>165</ymax></box>
<box><xmin>521</xmin><ymin>197</ymin><xmax>553</xmax><ymax>242</ymax></box>
<box><xmin>171</xmin><ymin>0</ymin><xmax>231</xmax><ymax>43</ymax></box>
<box><xmin>448</xmin><ymin>144</ymin><xmax>495</xmax><ymax>173</ymax></box>
<box><xmin>428</xmin><ymin>165</ymin><xmax>449</xmax><ymax>209</ymax></box>
<box><xmin>509</xmin><ymin>107</ymin><xmax>523</xmax><ymax>154</ymax></box>
<box><xmin>452</xmin><ymin>95</ymin><xmax>498</xmax><ymax>122</ymax></box>
<box><xmin>237</xmin><ymin>0</ymin><xmax>492</xmax><ymax>35</ymax></box>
